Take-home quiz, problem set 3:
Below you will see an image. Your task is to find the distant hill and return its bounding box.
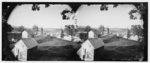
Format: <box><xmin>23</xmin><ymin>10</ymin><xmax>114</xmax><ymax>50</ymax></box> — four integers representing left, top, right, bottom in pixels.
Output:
<box><xmin>44</xmin><ymin>28</ymin><xmax>61</xmax><ymax>34</ymax></box>
<box><xmin>110</xmin><ymin>28</ymin><xmax>128</xmax><ymax>33</ymax></box>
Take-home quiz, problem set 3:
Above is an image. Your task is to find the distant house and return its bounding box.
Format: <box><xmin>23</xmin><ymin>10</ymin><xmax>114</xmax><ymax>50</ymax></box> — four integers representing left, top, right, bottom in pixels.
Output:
<box><xmin>22</xmin><ymin>30</ymin><xmax>28</xmax><ymax>38</ymax></box>
<box><xmin>77</xmin><ymin>38</ymin><xmax>104</xmax><ymax>61</ymax></box>
<box><xmin>8</xmin><ymin>30</ymin><xmax>33</xmax><ymax>42</ymax></box>
<box><xmin>77</xmin><ymin>30</ymin><xmax>88</xmax><ymax>41</ymax></box>
<box><xmin>88</xmin><ymin>30</ymin><xmax>95</xmax><ymax>38</ymax></box>
<box><xmin>63</xmin><ymin>35</ymin><xmax>72</xmax><ymax>41</ymax></box>
<box><xmin>7</xmin><ymin>32</ymin><xmax>22</xmax><ymax>43</ymax></box>
<box><xmin>11</xmin><ymin>38</ymin><xmax>38</xmax><ymax>61</ymax></box>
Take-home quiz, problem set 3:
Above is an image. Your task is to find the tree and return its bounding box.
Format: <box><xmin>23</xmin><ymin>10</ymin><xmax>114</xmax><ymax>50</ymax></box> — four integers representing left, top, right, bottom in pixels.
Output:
<box><xmin>61</xmin><ymin>9</ymin><xmax>72</xmax><ymax>20</ymax></box>
<box><xmin>32</xmin><ymin>25</ymin><xmax>39</xmax><ymax>35</ymax></box>
<box><xmin>64</xmin><ymin>25</ymin><xmax>76</xmax><ymax>36</ymax></box>
<box><xmin>60</xmin><ymin>29</ymin><xmax>64</xmax><ymax>38</ymax></box>
<box><xmin>32</xmin><ymin>4</ymin><xmax>40</xmax><ymax>11</ymax></box>
<box><xmin>131</xmin><ymin>25</ymin><xmax>143</xmax><ymax>41</ymax></box>
<box><xmin>85</xmin><ymin>26</ymin><xmax>91</xmax><ymax>33</ymax></box>
<box><xmin>18</xmin><ymin>26</ymin><xmax>25</xmax><ymax>32</ymax></box>
<box><xmin>2</xmin><ymin>3</ymin><xmax>17</xmax><ymax>60</ymax></box>
<box><xmin>41</xmin><ymin>27</ymin><xmax>43</xmax><ymax>35</ymax></box>
<box><xmin>107</xmin><ymin>28</ymin><xmax>110</xmax><ymax>35</ymax></box>
<box><xmin>127</xmin><ymin>29</ymin><xmax>131</xmax><ymax>39</ymax></box>
<box><xmin>2</xmin><ymin>20</ymin><xmax>14</xmax><ymax>60</ymax></box>
<box><xmin>98</xmin><ymin>25</ymin><xmax>105</xmax><ymax>35</ymax></box>
<box><xmin>100</xmin><ymin>4</ymin><xmax>108</xmax><ymax>11</ymax></box>
<box><xmin>31</xmin><ymin>4</ymin><xmax>50</xmax><ymax>11</ymax></box>
<box><xmin>129</xmin><ymin>3</ymin><xmax>147</xmax><ymax>20</ymax></box>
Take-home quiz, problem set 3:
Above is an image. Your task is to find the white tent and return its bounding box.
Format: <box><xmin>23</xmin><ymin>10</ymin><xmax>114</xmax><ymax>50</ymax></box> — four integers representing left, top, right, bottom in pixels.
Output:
<box><xmin>72</xmin><ymin>36</ymin><xmax>81</xmax><ymax>42</ymax></box>
<box><xmin>129</xmin><ymin>35</ymin><xmax>138</xmax><ymax>41</ymax></box>
<box><xmin>63</xmin><ymin>35</ymin><xmax>72</xmax><ymax>41</ymax></box>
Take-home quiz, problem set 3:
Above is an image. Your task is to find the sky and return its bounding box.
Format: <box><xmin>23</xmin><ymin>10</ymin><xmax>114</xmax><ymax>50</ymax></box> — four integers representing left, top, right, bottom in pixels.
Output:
<box><xmin>8</xmin><ymin>4</ymin><xmax>143</xmax><ymax>29</ymax></box>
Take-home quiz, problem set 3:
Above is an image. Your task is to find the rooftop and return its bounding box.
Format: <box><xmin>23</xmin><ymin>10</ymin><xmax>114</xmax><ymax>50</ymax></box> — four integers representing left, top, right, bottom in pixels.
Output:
<box><xmin>21</xmin><ymin>38</ymin><xmax>38</xmax><ymax>49</ymax></box>
<box><xmin>87</xmin><ymin>38</ymin><xmax>104</xmax><ymax>49</ymax></box>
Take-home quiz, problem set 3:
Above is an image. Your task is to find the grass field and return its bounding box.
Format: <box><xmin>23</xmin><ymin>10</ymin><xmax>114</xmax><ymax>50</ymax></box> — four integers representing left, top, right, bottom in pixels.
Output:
<box><xmin>28</xmin><ymin>35</ymin><xmax>81</xmax><ymax>61</ymax></box>
<box><xmin>28</xmin><ymin>35</ymin><xmax>144</xmax><ymax>61</ymax></box>
<box><xmin>95</xmin><ymin>35</ymin><xmax>144</xmax><ymax>61</ymax></box>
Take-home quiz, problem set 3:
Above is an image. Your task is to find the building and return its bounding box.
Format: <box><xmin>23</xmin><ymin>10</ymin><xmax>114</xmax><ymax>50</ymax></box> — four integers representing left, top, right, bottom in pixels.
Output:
<box><xmin>77</xmin><ymin>30</ymin><xmax>88</xmax><ymax>41</ymax></box>
<box><xmin>7</xmin><ymin>32</ymin><xmax>22</xmax><ymax>43</ymax></box>
<box><xmin>22</xmin><ymin>30</ymin><xmax>28</xmax><ymax>38</ymax></box>
<box><xmin>88</xmin><ymin>30</ymin><xmax>95</xmax><ymax>38</ymax></box>
<box><xmin>77</xmin><ymin>38</ymin><xmax>104</xmax><ymax>61</ymax></box>
<box><xmin>11</xmin><ymin>38</ymin><xmax>38</xmax><ymax>61</ymax></box>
